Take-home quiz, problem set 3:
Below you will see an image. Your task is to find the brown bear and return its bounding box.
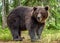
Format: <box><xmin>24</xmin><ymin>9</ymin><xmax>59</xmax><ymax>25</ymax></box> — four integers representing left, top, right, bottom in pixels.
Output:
<box><xmin>7</xmin><ymin>6</ymin><xmax>49</xmax><ymax>42</ymax></box>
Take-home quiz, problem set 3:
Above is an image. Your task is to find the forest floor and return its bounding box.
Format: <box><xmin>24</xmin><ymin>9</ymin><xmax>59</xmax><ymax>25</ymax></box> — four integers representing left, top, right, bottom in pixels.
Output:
<box><xmin>0</xmin><ymin>35</ymin><xmax>60</xmax><ymax>43</ymax></box>
<box><xmin>0</xmin><ymin>40</ymin><xmax>60</xmax><ymax>43</ymax></box>
<box><xmin>0</xmin><ymin>27</ymin><xmax>60</xmax><ymax>43</ymax></box>
<box><xmin>0</xmin><ymin>31</ymin><xmax>60</xmax><ymax>43</ymax></box>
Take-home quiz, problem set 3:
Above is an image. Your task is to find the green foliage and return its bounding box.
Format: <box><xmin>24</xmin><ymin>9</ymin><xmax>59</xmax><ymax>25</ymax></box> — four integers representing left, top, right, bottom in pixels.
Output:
<box><xmin>0</xmin><ymin>26</ymin><xmax>12</xmax><ymax>41</ymax></box>
<box><xmin>0</xmin><ymin>15</ymin><xmax>2</xmax><ymax>25</ymax></box>
<box><xmin>21</xmin><ymin>0</ymin><xmax>43</xmax><ymax>6</ymax></box>
<box><xmin>47</xmin><ymin>0</ymin><xmax>60</xmax><ymax>29</ymax></box>
<box><xmin>0</xmin><ymin>4</ymin><xmax>2</xmax><ymax>25</ymax></box>
<box><xmin>13</xmin><ymin>0</ymin><xmax>20</xmax><ymax>8</ymax></box>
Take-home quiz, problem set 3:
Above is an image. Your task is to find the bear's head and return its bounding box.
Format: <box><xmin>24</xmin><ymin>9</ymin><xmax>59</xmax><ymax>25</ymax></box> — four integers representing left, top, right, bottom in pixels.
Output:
<box><xmin>32</xmin><ymin>6</ymin><xmax>49</xmax><ymax>23</ymax></box>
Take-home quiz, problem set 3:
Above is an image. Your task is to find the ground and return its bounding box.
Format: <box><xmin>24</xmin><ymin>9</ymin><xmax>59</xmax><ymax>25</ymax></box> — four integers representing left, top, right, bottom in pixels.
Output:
<box><xmin>0</xmin><ymin>26</ymin><xmax>60</xmax><ymax>43</ymax></box>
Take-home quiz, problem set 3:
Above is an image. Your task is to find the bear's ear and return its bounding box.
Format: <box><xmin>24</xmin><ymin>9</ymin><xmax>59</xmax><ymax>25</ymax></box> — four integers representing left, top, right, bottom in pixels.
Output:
<box><xmin>33</xmin><ymin>7</ymin><xmax>37</xmax><ymax>11</ymax></box>
<box><xmin>45</xmin><ymin>6</ymin><xmax>49</xmax><ymax>11</ymax></box>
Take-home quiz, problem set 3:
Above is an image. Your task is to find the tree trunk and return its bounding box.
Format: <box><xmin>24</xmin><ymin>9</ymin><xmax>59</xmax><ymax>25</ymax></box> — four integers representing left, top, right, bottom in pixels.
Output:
<box><xmin>2</xmin><ymin>0</ymin><xmax>9</xmax><ymax>29</ymax></box>
<box><xmin>2</xmin><ymin>0</ymin><xmax>7</xmax><ymax>28</ymax></box>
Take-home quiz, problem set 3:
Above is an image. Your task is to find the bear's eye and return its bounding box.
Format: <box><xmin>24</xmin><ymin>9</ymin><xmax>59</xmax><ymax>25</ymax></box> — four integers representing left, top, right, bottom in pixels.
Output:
<box><xmin>41</xmin><ymin>12</ymin><xmax>45</xmax><ymax>14</ymax></box>
<box><xmin>41</xmin><ymin>13</ymin><xmax>46</xmax><ymax>17</ymax></box>
<box><xmin>43</xmin><ymin>15</ymin><xmax>45</xmax><ymax>18</ymax></box>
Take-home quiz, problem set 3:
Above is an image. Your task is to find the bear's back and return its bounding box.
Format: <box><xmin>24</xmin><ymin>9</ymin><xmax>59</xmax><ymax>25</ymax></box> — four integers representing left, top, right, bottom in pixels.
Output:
<box><xmin>8</xmin><ymin>6</ymin><xmax>33</xmax><ymax>19</ymax></box>
<box><xmin>10</xmin><ymin>6</ymin><xmax>33</xmax><ymax>15</ymax></box>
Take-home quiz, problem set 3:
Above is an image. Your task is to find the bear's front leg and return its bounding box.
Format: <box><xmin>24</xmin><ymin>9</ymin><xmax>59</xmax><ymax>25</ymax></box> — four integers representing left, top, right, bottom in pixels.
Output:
<box><xmin>29</xmin><ymin>28</ymin><xmax>37</xmax><ymax>42</ymax></box>
<box><xmin>25</xmin><ymin>19</ymin><xmax>37</xmax><ymax>42</ymax></box>
<box><xmin>36</xmin><ymin>23</ymin><xmax>45</xmax><ymax>40</ymax></box>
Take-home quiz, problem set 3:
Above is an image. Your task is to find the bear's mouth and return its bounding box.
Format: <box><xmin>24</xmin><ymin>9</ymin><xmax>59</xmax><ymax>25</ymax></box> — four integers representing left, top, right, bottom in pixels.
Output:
<box><xmin>37</xmin><ymin>18</ymin><xmax>42</xmax><ymax>23</ymax></box>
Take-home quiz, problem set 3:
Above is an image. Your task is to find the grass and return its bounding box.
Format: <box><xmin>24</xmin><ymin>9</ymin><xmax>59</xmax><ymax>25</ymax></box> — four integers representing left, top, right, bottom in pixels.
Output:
<box><xmin>0</xmin><ymin>26</ymin><xmax>12</xmax><ymax>41</ymax></box>
<box><xmin>41</xmin><ymin>29</ymin><xmax>60</xmax><ymax>43</ymax></box>
<box><xmin>0</xmin><ymin>25</ymin><xmax>60</xmax><ymax>43</ymax></box>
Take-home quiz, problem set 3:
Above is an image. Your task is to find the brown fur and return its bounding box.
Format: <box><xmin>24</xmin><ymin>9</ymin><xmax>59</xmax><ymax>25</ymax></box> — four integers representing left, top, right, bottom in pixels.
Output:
<box><xmin>7</xmin><ymin>6</ymin><xmax>49</xmax><ymax>41</ymax></box>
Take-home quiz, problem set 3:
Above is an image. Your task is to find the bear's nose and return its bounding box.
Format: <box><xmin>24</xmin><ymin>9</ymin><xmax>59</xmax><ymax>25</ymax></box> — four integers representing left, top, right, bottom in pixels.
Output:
<box><xmin>37</xmin><ymin>17</ymin><xmax>40</xmax><ymax>20</ymax></box>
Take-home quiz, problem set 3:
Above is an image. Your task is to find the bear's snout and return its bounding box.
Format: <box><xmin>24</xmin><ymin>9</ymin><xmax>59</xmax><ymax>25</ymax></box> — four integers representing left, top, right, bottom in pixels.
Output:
<box><xmin>37</xmin><ymin>17</ymin><xmax>40</xmax><ymax>20</ymax></box>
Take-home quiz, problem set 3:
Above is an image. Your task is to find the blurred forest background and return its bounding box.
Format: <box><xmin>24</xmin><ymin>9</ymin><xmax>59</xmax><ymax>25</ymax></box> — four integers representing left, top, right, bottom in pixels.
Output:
<box><xmin>0</xmin><ymin>0</ymin><xmax>60</xmax><ymax>43</ymax></box>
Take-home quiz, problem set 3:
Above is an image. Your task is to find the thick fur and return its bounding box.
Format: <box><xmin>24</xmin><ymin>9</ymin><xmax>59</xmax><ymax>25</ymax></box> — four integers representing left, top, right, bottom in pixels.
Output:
<box><xmin>7</xmin><ymin>6</ymin><xmax>49</xmax><ymax>42</ymax></box>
